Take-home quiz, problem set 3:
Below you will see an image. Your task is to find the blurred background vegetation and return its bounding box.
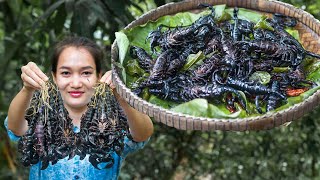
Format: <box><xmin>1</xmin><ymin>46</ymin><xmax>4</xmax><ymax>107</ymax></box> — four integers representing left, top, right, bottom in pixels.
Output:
<box><xmin>1</xmin><ymin>0</ymin><xmax>320</xmax><ymax>179</ymax></box>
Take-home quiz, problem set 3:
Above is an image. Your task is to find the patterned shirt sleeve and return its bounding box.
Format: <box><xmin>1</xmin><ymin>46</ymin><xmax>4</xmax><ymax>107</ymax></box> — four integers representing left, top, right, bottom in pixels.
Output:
<box><xmin>4</xmin><ymin>116</ymin><xmax>21</xmax><ymax>142</ymax></box>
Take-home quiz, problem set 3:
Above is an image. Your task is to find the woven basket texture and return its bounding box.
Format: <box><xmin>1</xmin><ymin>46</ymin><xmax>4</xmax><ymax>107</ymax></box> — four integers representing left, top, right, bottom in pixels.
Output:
<box><xmin>111</xmin><ymin>0</ymin><xmax>320</xmax><ymax>131</ymax></box>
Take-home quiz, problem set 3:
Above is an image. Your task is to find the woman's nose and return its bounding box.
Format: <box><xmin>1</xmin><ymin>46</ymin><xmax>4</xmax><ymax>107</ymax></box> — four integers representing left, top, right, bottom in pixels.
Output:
<box><xmin>70</xmin><ymin>75</ymin><xmax>83</xmax><ymax>88</ymax></box>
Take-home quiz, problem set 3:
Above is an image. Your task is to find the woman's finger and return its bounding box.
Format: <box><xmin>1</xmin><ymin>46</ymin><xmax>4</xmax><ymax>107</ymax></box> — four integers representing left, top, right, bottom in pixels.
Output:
<box><xmin>28</xmin><ymin>62</ymin><xmax>49</xmax><ymax>82</ymax></box>
<box><xmin>99</xmin><ymin>70</ymin><xmax>112</xmax><ymax>83</ymax></box>
<box><xmin>21</xmin><ymin>66</ymin><xmax>46</xmax><ymax>87</ymax></box>
<box><xmin>22</xmin><ymin>62</ymin><xmax>49</xmax><ymax>87</ymax></box>
<box><xmin>21</xmin><ymin>73</ymin><xmax>42</xmax><ymax>90</ymax></box>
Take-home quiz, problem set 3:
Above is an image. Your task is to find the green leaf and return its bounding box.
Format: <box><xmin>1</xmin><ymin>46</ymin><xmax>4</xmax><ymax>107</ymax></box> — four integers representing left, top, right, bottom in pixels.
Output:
<box><xmin>249</xmin><ymin>71</ymin><xmax>271</xmax><ymax>85</ymax></box>
<box><xmin>208</xmin><ymin>103</ymin><xmax>243</xmax><ymax>118</ymax></box>
<box><xmin>307</xmin><ymin>71</ymin><xmax>320</xmax><ymax>85</ymax></box>
<box><xmin>216</xmin><ymin>10</ymin><xmax>232</xmax><ymax>23</ymax></box>
<box><xmin>125</xmin><ymin>59</ymin><xmax>145</xmax><ymax>76</ymax></box>
<box><xmin>181</xmin><ymin>51</ymin><xmax>205</xmax><ymax>71</ymax></box>
<box><xmin>305</xmin><ymin>58</ymin><xmax>320</xmax><ymax>85</ymax></box>
<box><xmin>7</xmin><ymin>0</ymin><xmax>22</xmax><ymax>16</ymax></box>
<box><xmin>286</xmin><ymin>28</ymin><xmax>300</xmax><ymax>41</ymax></box>
<box><xmin>213</xmin><ymin>4</ymin><xmax>227</xmax><ymax>19</ymax></box>
<box><xmin>226</xmin><ymin>7</ymin><xmax>263</xmax><ymax>23</ymax></box>
<box><xmin>171</xmin><ymin>99</ymin><xmax>209</xmax><ymax>117</ymax></box>
<box><xmin>141</xmin><ymin>88</ymin><xmax>150</xmax><ymax>101</ymax></box>
<box><xmin>36</xmin><ymin>0</ymin><xmax>65</xmax><ymax>27</ymax></box>
<box><xmin>170</xmin><ymin>98</ymin><xmax>244</xmax><ymax>119</ymax></box>
<box><xmin>301</xmin><ymin>86</ymin><xmax>320</xmax><ymax>100</ymax></box>
<box><xmin>214</xmin><ymin>4</ymin><xmax>232</xmax><ymax>22</ymax></box>
<box><xmin>115</xmin><ymin>31</ymin><xmax>130</xmax><ymax>65</ymax></box>
<box><xmin>272</xmin><ymin>67</ymin><xmax>291</xmax><ymax>73</ymax></box>
<box><xmin>149</xmin><ymin>95</ymin><xmax>178</xmax><ymax>109</ymax></box>
<box><xmin>254</xmin><ymin>15</ymin><xmax>274</xmax><ymax>31</ymax></box>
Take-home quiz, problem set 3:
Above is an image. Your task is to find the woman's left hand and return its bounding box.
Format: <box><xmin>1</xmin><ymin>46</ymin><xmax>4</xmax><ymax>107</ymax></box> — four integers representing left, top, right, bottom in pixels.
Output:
<box><xmin>100</xmin><ymin>70</ymin><xmax>153</xmax><ymax>142</ymax></box>
<box><xmin>99</xmin><ymin>70</ymin><xmax>115</xmax><ymax>89</ymax></box>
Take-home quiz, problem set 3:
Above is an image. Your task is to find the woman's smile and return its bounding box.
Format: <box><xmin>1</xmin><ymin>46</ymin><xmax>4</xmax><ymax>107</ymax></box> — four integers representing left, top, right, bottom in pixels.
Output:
<box><xmin>69</xmin><ymin>91</ymin><xmax>84</xmax><ymax>98</ymax></box>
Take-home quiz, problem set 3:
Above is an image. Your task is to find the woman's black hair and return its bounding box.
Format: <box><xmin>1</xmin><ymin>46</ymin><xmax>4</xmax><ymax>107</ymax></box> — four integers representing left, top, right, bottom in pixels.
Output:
<box><xmin>51</xmin><ymin>36</ymin><xmax>103</xmax><ymax>75</ymax></box>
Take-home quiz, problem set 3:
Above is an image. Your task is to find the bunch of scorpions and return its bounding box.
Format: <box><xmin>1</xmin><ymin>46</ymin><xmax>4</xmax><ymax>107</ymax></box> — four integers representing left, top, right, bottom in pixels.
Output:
<box><xmin>18</xmin><ymin>84</ymin><xmax>130</xmax><ymax>170</ymax></box>
<box><xmin>129</xmin><ymin>5</ymin><xmax>320</xmax><ymax>114</ymax></box>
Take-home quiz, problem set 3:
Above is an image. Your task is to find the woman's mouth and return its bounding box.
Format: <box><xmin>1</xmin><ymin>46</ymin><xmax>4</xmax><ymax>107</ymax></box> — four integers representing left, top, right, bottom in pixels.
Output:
<box><xmin>69</xmin><ymin>91</ymin><xmax>83</xmax><ymax>98</ymax></box>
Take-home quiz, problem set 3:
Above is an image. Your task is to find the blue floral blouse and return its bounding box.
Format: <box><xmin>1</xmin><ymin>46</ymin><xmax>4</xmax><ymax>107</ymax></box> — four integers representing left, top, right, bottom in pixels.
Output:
<box><xmin>4</xmin><ymin>117</ymin><xmax>148</xmax><ymax>180</ymax></box>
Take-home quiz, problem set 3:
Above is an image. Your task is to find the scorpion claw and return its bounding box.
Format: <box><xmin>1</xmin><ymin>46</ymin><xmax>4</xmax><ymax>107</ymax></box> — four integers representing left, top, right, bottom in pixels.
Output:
<box><xmin>89</xmin><ymin>156</ymin><xmax>101</xmax><ymax>170</ymax></box>
<box><xmin>41</xmin><ymin>160</ymin><xmax>49</xmax><ymax>170</ymax></box>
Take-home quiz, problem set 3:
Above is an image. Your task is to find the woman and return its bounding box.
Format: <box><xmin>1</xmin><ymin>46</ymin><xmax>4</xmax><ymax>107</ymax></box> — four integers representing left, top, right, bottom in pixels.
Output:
<box><xmin>4</xmin><ymin>36</ymin><xmax>154</xmax><ymax>179</ymax></box>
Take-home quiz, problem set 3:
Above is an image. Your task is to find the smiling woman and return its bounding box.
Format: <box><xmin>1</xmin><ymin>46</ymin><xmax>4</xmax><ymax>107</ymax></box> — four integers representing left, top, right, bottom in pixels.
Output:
<box><xmin>4</xmin><ymin>36</ymin><xmax>154</xmax><ymax>180</ymax></box>
<box><xmin>52</xmin><ymin>46</ymin><xmax>100</xmax><ymax>127</ymax></box>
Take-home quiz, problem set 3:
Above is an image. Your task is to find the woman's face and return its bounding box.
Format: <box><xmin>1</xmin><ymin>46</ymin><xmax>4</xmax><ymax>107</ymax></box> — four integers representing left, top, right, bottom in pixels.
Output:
<box><xmin>53</xmin><ymin>46</ymin><xmax>100</xmax><ymax>112</ymax></box>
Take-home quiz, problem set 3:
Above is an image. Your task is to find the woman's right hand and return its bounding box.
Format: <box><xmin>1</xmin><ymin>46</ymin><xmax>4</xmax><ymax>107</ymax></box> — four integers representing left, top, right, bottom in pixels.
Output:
<box><xmin>21</xmin><ymin>62</ymin><xmax>49</xmax><ymax>91</ymax></box>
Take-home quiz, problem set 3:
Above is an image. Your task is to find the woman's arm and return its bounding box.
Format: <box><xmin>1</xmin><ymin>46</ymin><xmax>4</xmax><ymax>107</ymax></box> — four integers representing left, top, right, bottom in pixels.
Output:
<box><xmin>100</xmin><ymin>71</ymin><xmax>154</xmax><ymax>142</ymax></box>
<box><xmin>7</xmin><ymin>62</ymin><xmax>48</xmax><ymax>136</ymax></box>
<box><xmin>115</xmin><ymin>92</ymin><xmax>154</xmax><ymax>142</ymax></box>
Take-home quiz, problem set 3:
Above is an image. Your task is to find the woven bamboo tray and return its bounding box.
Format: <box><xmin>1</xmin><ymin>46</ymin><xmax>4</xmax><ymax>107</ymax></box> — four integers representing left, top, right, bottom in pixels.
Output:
<box><xmin>111</xmin><ymin>0</ymin><xmax>320</xmax><ymax>131</ymax></box>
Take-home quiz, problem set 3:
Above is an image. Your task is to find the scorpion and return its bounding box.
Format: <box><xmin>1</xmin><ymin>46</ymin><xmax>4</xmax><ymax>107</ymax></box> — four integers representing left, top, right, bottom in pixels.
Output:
<box><xmin>148</xmin><ymin>73</ymin><xmax>247</xmax><ymax>110</ymax></box>
<box><xmin>225</xmin><ymin>77</ymin><xmax>286</xmax><ymax>100</ymax></box>
<box><xmin>253</xmin><ymin>28</ymin><xmax>278</xmax><ymax>42</ymax></box>
<box><xmin>191</xmin><ymin>53</ymin><xmax>221</xmax><ymax>82</ymax></box>
<box><xmin>237</xmin><ymin>38</ymin><xmax>299</xmax><ymax>67</ymax></box>
<box><xmin>231</xmin><ymin>7</ymin><xmax>254</xmax><ymax>41</ymax></box>
<box><xmin>146</xmin><ymin>4</ymin><xmax>217</xmax><ymax>53</ymax></box>
<box><xmin>134</xmin><ymin>46</ymin><xmax>195</xmax><ymax>95</ymax></box>
<box><xmin>130</xmin><ymin>46</ymin><xmax>154</xmax><ymax>72</ymax></box>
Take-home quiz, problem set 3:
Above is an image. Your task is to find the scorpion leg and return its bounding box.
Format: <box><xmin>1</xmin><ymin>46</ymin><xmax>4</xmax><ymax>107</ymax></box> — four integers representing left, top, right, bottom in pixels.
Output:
<box><xmin>266</xmin><ymin>81</ymin><xmax>281</xmax><ymax>112</ymax></box>
<box><xmin>255</xmin><ymin>95</ymin><xmax>263</xmax><ymax>114</ymax></box>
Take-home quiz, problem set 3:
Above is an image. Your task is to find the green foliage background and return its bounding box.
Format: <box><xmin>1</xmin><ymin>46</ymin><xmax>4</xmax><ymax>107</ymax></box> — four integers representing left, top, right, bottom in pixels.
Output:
<box><xmin>0</xmin><ymin>0</ymin><xmax>320</xmax><ymax>179</ymax></box>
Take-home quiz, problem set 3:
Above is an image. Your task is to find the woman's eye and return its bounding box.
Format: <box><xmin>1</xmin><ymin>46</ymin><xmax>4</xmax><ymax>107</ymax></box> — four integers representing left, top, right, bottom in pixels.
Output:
<box><xmin>61</xmin><ymin>71</ymin><xmax>70</xmax><ymax>75</ymax></box>
<box><xmin>82</xmin><ymin>71</ymin><xmax>93</xmax><ymax>76</ymax></box>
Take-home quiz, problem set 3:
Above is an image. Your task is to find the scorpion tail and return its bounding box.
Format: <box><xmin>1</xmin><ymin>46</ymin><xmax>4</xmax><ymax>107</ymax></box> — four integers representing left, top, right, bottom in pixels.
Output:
<box><xmin>306</xmin><ymin>51</ymin><xmax>320</xmax><ymax>59</ymax></box>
